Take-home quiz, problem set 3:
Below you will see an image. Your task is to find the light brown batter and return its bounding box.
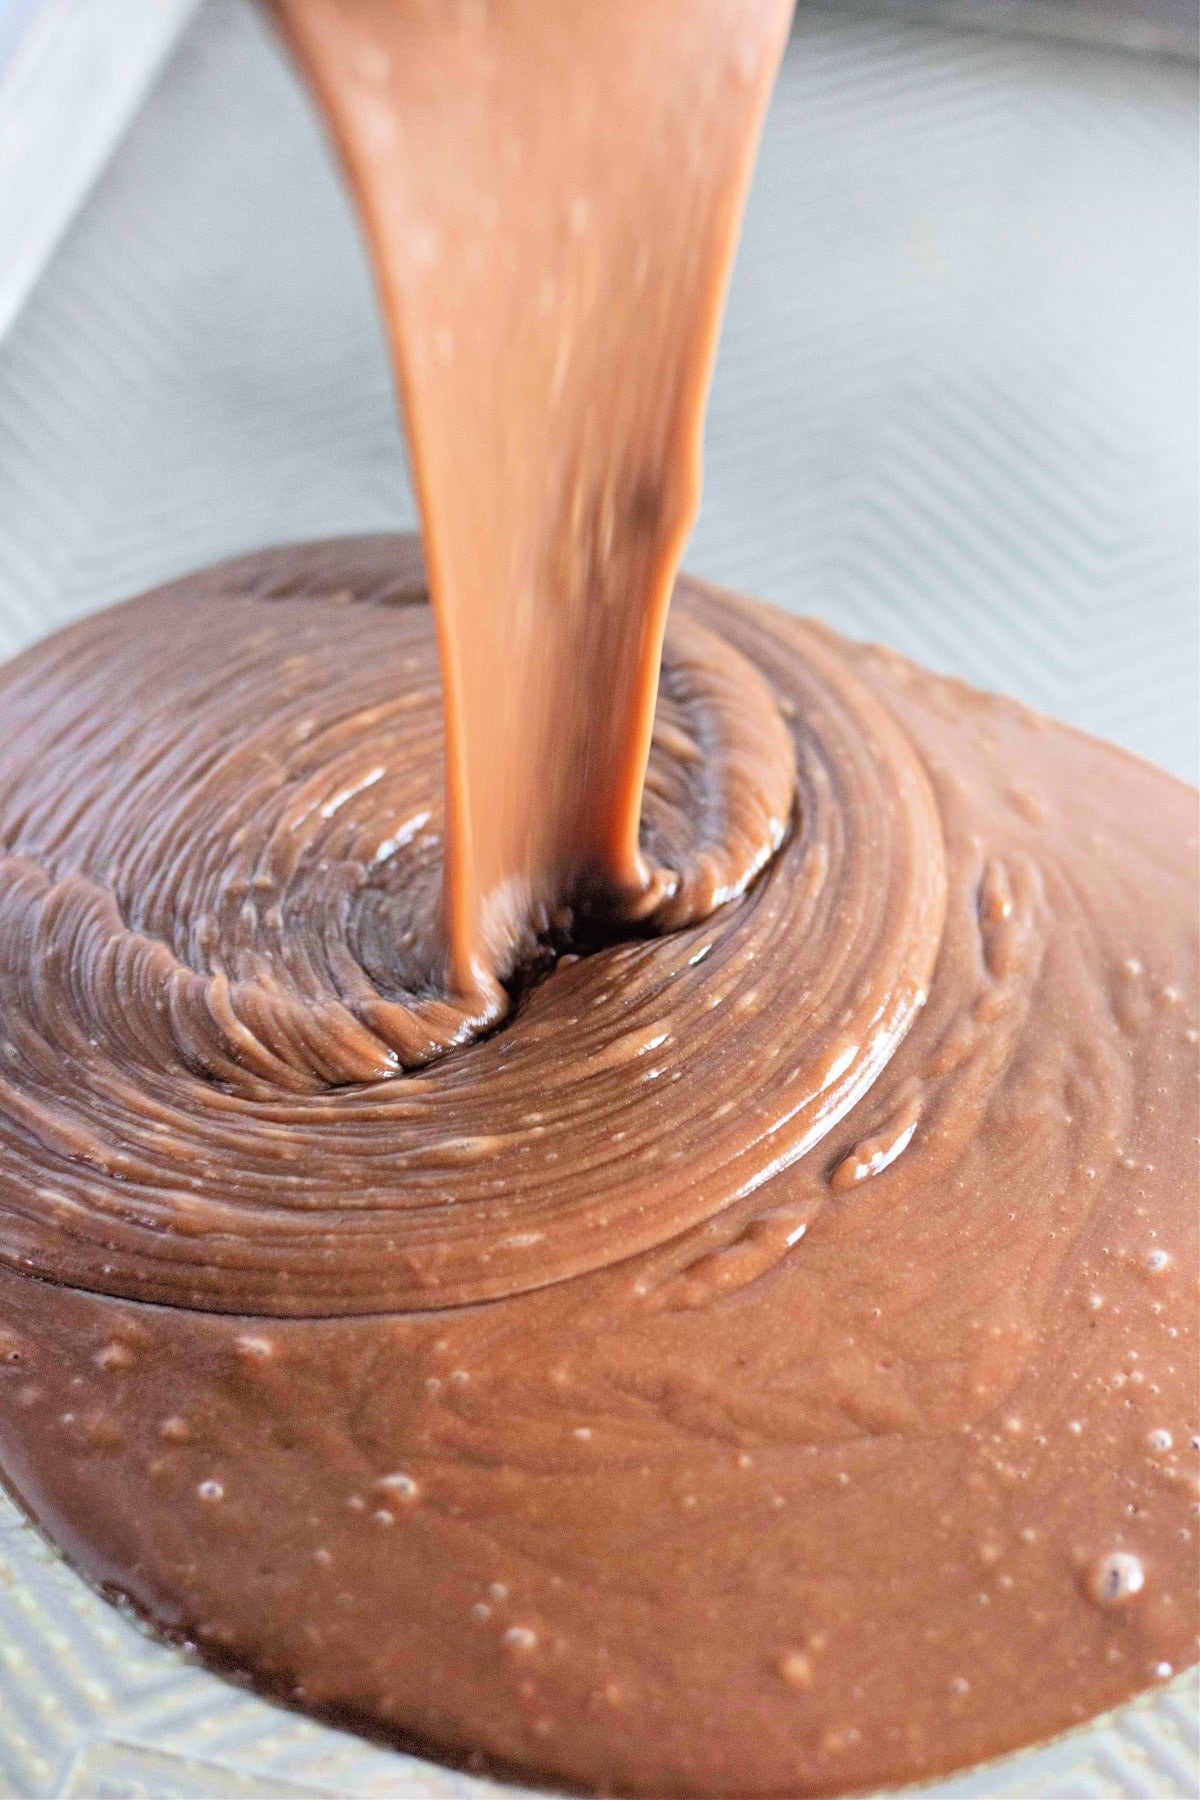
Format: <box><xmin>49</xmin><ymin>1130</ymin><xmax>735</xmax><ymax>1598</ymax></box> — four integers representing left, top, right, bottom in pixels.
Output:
<box><xmin>0</xmin><ymin>3</ymin><xmax>1196</xmax><ymax>1797</ymax></box>
<box><xmin>268</xmin><ymin>0</ymin><xmax>795</xmax><ymax>998</ymax></box>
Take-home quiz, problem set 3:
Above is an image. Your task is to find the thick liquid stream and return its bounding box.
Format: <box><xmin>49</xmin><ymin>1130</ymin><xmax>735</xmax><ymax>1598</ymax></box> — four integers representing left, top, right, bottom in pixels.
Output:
<box><xmin>269</xmin><ymin>0</ymin><xmax>795</xmax><ymax>996</ymax></box>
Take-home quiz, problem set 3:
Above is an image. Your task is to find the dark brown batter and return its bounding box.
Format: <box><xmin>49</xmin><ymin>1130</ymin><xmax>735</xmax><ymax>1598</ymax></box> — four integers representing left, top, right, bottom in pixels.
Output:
<box><xmin>0</xmin><ymin>0</ymin><xmax>1197</xmax><ymax>1795</ymax></box>
<box><xmin>0</xmin><ymin>538</ymin><xmax>1196</xmax><ymax>1796</ymax></box>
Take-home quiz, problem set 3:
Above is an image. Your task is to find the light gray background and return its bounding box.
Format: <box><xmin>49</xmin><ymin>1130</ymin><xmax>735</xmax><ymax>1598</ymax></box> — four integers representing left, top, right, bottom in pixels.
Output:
<box><xmin>0</xmin><ymin>0</ymin><xmax>1196</xmax><ymax>779</ymax></box>
<box><xmin>0</xmin><ymin>4</ymin><xmax>1197</xmax><ymax>1796</ymax></box>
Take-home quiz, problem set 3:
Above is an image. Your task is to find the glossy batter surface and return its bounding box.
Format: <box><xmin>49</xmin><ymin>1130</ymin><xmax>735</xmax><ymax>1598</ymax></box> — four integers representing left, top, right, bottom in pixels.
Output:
<box><xmin>0</xmin><ymin>538</ymin><xmax>1196</xmax><ymax>1797</ymax></box>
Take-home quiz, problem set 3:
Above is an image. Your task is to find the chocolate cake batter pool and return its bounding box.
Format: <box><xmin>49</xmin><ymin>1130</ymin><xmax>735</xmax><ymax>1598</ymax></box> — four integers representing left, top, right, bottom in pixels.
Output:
<box><xmin>0</xmin><ymin>538</ymin><xmax>1195</xmax><ymax>1796</ymax></box>
<box><xmin>0</xmin><ymin>2</ymin><xmax>1197</xmax><ymax>1796</ymax></box>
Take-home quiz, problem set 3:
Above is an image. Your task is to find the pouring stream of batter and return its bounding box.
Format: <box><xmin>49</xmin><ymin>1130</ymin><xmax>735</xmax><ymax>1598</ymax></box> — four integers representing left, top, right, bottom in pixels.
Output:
<box><xmin>269</xmin><ymin>0</ymin><xmax>796</xmax><ymax>1001</ymax></box>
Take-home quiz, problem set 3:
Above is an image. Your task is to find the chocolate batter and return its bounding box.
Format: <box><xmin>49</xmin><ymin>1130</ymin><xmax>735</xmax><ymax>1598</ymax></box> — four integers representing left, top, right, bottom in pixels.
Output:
<box><xmin>0</xmin><ymin>3</ymin><xmax>1196</xmax><ymax>1799</ymax></box>
<box><xmin>0</xmin><ymin>538</ymin><xmax>1195</xmax><ymax>1794</ymax></box>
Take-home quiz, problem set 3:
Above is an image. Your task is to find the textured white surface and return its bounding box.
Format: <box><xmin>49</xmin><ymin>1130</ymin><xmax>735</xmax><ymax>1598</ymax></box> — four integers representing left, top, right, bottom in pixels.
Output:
<box><xmin>0</xmin><ymin>2</ymin><xmax>1196</xmax><ymax>1795</ymax></box>
<box><xmin>0</xmin><ymin>0</ymin><xmax>201</xmax><ymax>340</ymax></box>
<box><xmin>0</xmin><ymin>0</ymin><xmax>1195</xmax><ymax>778</ymax></box>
